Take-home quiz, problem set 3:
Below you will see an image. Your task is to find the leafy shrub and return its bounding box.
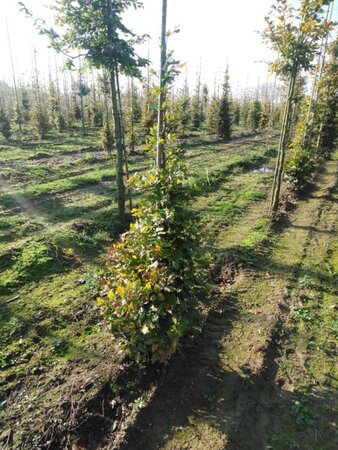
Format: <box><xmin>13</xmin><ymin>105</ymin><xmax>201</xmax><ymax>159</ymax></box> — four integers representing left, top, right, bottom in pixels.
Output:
<box><xmin>285</xmin><ymin>147</ymin><xmax>317</xmax><ymax>187</ymax></box>
<box><xmin>98</xmin><ymin>149</ymin><xmax>209</xmax><ymax>364</ymax></box>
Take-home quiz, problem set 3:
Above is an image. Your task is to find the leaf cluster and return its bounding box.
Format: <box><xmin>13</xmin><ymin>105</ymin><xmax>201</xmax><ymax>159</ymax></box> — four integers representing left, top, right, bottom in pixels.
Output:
<box><xmin>263</xmin><ymin>0</ymin><xmax>334</xmax><ymax>75</ymax></box>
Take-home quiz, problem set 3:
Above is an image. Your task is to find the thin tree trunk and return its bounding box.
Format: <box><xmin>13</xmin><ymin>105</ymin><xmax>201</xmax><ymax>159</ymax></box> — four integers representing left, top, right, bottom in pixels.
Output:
<box><xmin>115</xmin><ymin>66</ymin><xmax>133</xmax><ymax>212</ymax></box>
<box><xmin>302</xmin><ymin>3</ymin><xmax>332</xmax><ymax>149</ymax></box>
<box><xmin>106</xmin><ymin>0</ymin><xmax>126</xmax><ymax>221</ymax></box>
<box><xmin>6</xmin><ymin>18</ymin><xmax>22</xmax><ymax>133</ymax></box>
<box><xmin>79</xmin><ymin>61</ymin><xmax>86</xmax><ymax>136</ymax></box>
<box><xmin>110</xmin><ymin>69</ymin><xmax>125</xmax><ymax>221</ymax></box>
<box><xmin>156</xmin><ymin>0</ymin><xmax>167</xmax><ymax>169</ymax></box>
<box><xmin>270</xmin><ymin>64</ymin><xmax>298</xmax><ymax>214</ymax></box>
<box><xmin>131</xmin><ymin>78</ymin><xmax>135</xmax><ymax>152</ymax></box>
<box><xmin>102</xmin><ymin>69</ymin><xmax>110</xmax><ymax>126</ymax></box>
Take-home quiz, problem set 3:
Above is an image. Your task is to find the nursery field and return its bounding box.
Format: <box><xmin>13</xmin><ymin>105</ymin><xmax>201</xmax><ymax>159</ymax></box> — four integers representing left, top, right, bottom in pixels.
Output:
<box><xmin>0</xmin><ymin>130</ymin><xmax>337</xmax><ymax>449</ymax></box>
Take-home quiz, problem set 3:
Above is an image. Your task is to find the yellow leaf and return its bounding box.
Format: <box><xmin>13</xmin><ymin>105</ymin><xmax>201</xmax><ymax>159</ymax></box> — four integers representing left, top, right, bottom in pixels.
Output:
<box><xmin>116</xmin><ymin>285</ymin><xmax>125</xmax><ymax>297</ymax></box>
<box><xmin>97</xmin><ymin>297</ymin><xmax>104</xmax><ymax>305</ymax></box>
<box><xmin>154</xmin><ymin>244</ymin><xmax>161</xmax><ymax>255</ymax></box>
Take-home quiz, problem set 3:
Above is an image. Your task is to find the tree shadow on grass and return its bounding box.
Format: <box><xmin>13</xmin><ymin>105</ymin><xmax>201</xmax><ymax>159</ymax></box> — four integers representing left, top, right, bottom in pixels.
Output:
<box><xmin>115</xmin><ymin>287</ymin><xmax>337</xmax><ymax>450</ymax></box>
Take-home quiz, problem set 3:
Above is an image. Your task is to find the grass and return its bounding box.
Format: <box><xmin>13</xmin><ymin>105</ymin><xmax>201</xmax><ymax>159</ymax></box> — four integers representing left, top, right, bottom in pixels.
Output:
<box><xmin>1</xmin><ymin>127</ymin><xmax>336</xmax><ymax>450</ymax></box>
<box><xmin>0</xmin><ymin>127</ymin><xmax>282</xmax><ymax>447</ymax></box>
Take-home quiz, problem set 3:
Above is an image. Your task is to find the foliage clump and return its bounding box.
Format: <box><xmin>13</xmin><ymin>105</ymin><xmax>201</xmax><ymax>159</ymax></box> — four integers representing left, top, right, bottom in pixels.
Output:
<box><xmin>98</xmin><ymin>146</ymin><xmax>209</xmax><ymax>364</ymax></box>
<box><xmin>285</xmin><ymin>147</ymin><xmax>316</xmax><ymax>187</ymax></box>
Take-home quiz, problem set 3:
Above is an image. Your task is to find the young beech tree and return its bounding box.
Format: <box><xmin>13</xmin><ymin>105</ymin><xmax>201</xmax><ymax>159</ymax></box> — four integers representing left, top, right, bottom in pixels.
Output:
<box><xmin>20</xmin><ymin>0</ymin><xmax>147</xmax><ymax>222</ymax></box>
<box><xmin>318</xmin><ymin>36</ymin><xmax>338</xmax><ymax>151</ymax></box>
<box><xmin>99</xmin><ymin>0</ymin><xmax>209</xmax><ymax>364</ymax></box>
<box><xmin>263</xmin><ymin>0</ymin><xmax>334</xmax><ymax>214</ymax></box>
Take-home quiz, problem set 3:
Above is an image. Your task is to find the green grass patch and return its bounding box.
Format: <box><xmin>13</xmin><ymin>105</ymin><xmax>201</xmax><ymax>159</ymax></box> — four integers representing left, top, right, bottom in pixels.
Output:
<box><xmin>0</xmin><ymin>241</ymin><xmax>68</xmax><ymax>294</ymax></box>
<box><xmin>0</xmin><ymin>168</ymin><xmax>116</xmax><ymax>208</ymax></box>
<box><xmin>209</xmin><ymin>202</ymin><xmax>245</xmax><ymax>218</ymax></box>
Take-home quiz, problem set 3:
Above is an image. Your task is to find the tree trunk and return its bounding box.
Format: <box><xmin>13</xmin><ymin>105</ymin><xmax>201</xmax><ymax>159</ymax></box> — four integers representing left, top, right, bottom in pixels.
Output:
<box><xmin>78</xmin><ymin>63</ymin><xmax>86</xmax><ymax>136</ymax></box>
<box><xmin>110</xmin><ymin>69</ymin><xmax>126</xmax><ymax>222</ymax></box>
<box><xmin>131</xmin><ymin>78</ymin><xmax>135</xmax><ymax>152</ymax></box>
<box><xmin>156</xmin><ymin>0</ymin><xmax>167</xmax><ymax>169</ymax></box>
<box><xmin>270</xmin><ymin>64</ymin><xmax>298</xmax><ymax>214</ymax></box>
<box><xmin>80</xmin><ymin>92</ymin><xmax>85</xmax><ymax>136</ymax></box>
<box><xmin>302</xmin><ymin>3</ymin><xmax>332</xmax><ymax>149</ymax></box>
<box><xmin>6</xmin><ymin>18</ymin><xmax>22</xmax><ymax>133</ymax></box>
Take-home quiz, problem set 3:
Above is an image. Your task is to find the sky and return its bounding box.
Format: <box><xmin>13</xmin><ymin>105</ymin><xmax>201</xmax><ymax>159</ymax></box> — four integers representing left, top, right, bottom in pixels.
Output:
<box><xmin>0</xmin><ymin>0</ymin><xmax>337</xmax><ymax>94</ymax></box>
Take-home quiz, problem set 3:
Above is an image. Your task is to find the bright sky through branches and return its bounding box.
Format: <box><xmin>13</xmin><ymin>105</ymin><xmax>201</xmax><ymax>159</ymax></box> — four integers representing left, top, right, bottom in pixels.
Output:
<box><xmin>1</xmin><ymin>0</ymin><xmax>336</xmax><ymax>93</ymax></box>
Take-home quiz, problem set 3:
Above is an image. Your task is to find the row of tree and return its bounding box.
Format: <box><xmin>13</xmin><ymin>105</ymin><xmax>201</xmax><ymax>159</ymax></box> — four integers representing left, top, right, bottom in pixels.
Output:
<box><xmin>263</xmin><ymin>0</ymin><xmax>336</xmax><ymax>213</ymax></box>
<box><xmin>1</xmin><ymin>0</ymin><xmax>336</xmax><ymax>222</ymax></box>
<box><xmin>0</xmin><ymin>67</ymin><xmax>285</xmax><ymax>142</ymax></box>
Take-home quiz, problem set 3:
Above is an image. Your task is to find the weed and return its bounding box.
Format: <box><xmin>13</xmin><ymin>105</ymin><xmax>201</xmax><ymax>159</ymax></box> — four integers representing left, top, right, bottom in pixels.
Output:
<box><xmin>271</xmin><ymin>433</ymin><xmax>300</xmax><ymax>449</ymax></box>
<box><xmin>291</xmin><ymin>397</ymin><xmax>317</xmax><ymax>427</ymax></box>
<box><xmin>49</xmin><ymin>336</ymin><xmax>69</xmax><ymax>356</ymax></box>
<box><xmin>236</xmin><ymin>190</ymin><xmax>266</xmax><ymax>202</ymax></box>
<box><xmin>209</xmin><ymin>203</ymin><xmax>245</xmax><ymax>217</ymax></box>
<box><xmin>78</xmin><ymin>155</ymin><xmax>100</xmax><ymax>164</ymax></box>
<box><xmin>292</xmin><ymin>306</ymin><xmax>315</xmax><ymax>322</ymax></box>
<box><xmin>299</xmin><ymin>275</ymin><xmax>317</xmax><ymax>289</ymax></box>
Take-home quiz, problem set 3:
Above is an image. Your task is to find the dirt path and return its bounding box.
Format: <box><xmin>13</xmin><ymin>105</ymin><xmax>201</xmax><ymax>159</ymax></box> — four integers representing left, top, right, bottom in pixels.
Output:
<box><xmin>112</xmin><ymin>153</ymin><xmax>337</xmax><ymax>450</ymax></box>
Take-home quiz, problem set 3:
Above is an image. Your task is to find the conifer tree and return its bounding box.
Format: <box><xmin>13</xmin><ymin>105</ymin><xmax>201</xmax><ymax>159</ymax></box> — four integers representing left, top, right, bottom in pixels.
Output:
<box><xmin>141</xmin><ymin>83</ymin><xmax>157</xmax><ymax>136</ymax></box>
<box><xmin>190</xmin><ymin>69</ymin><xmax>204</xmax><ymax>130</ymax></box>
<box><xmin>201</xmin><ymin>83</ymin><xmax>209</xmax><ymax>119</ymax></box>
<box><xmin>19</xmin><ymin>85</ymin><xmax>30</xmax><ymax>123</ymax></box>
<box><xmin>125</xmin><ymin>78</ymin><xmax>141</xmax><ymax>150</ymax></box>
<box><xmin>48</xmin><ymin>80</ymin><xmax>65</xmax><ymax>131</ymax></box>
<box><xmin>0</xmin><ymin>108</ymin><xmax>12</xmax><ymax>140</ymax></box>
<box><xmin>232</xmin><ymin>99</ymin><xmax>241</xmax><ymax>127</ymax></box>
<box><xmin>30</xmin><ymin>50</ymin><xmax>49</xmax><ymax>138</ymax></box>
<box><xmin>219</xmin><ymin>66</ymin><xmax>232</xmax><ymax>139</ymax></box>
<box><xmin>248</xmin><ymin>99</ymin><xmax>262</xmax><ymax>131</ymax></box>
<box><xmin>176</xmin><ymin>79</ymin><xmax>191</xmax><ymax>137</ymax></box>
<box><xmin>100</xmin><ymin>120</ymin><xmax>114</xmax><ymax>153</ymax></box>
<box><xmin>260</xmin><ymin>93</ymin><xmax>271</xmax><ymax>130</ymax></box>
<box><xmin>87</xmin><ymin>75</ymin><xmax>103</xmax><ymax>127</ymax></box>
<box><xmin>206</xmin><ymin>96</ymin><xmax>221</xmax><ymax>135</ymax></box>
